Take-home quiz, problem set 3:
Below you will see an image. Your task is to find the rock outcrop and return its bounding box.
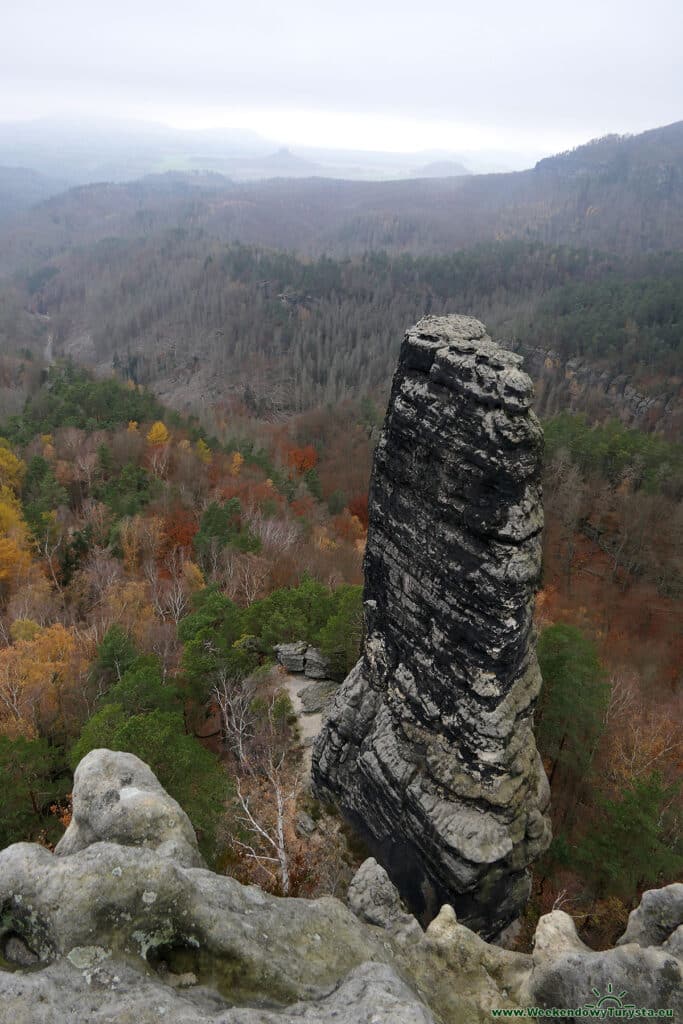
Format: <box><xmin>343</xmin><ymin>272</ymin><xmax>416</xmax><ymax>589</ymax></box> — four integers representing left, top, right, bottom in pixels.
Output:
<box><xmin>312</xmin><ymin>314</ymin><xmax>552</xmax><ymax>937</ymax></box>
<box><xmin>55</xmin><ymin>747</ymin><xmax>205</xmax><ymax>868</ymax></box>
<box><xmin>0</xmin><ymin>750</ymin><xmax>680</xmax><ymax>1023</ymax></box>
<box><xmin>505</xmin><ymin>338</ymin><xmax>682</xmax><ymax>436</ymax></box>
<box><xmin>275</xmin><ymin>642</ymin><xmax>332</xmax><ymax>680</ymax></box>
<box><xmin>617</xmin><ymin>883</ymin><xmax>683</xmax><ymax>950</ymax></box>
<box><xmin>531</xmin><ymin>907</ymin><xmax>682</xmax><ymax>1018</ymax></box>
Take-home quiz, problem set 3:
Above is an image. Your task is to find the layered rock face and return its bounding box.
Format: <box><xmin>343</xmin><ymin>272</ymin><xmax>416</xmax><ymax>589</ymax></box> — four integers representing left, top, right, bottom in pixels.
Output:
<box><xmin>313</xmin><ymin>314</ymin><xmax>552</xmax><ymax>936</ymax></box>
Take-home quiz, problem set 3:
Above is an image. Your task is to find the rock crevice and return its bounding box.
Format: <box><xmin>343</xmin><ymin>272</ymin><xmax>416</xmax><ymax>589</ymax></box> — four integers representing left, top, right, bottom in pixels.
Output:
<box><xmin>312</xmin><ymin>315</ymin><xmax>552</xmax><ymax>936</ymax></box>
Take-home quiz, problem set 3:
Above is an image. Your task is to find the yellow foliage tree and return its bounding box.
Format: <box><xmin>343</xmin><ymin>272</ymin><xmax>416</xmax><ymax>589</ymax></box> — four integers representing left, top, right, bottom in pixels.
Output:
<box><xmin>0</xmin><ymin>537</ymin><xmax>32</xmax><ymax>587</ymax></box>
<box><xmin>195</xmin><ymin>438</ymin><xmax>212</xmax><ymax>465</ymax></box>
<box><xmin>0</xmin><ymin>486</ymin><xmax>32</xmax><ymax>593</ymax></box>
<box><xmin>146</xmin><ymin>421</ymin><xmax>170</xmax><ymax>446</ymax></box>
<box><xmin>127</xmin><ymin>420</ymin><xmax>139</xmax><ymax>432</ymax></box>
<box><xmin>229</xmin><ymin>451</ymin><xmax>244</xmax><ymax>477</ymax></box>
<box><xmin>102</xmin><ymin>580</ymin><xmax>155</xmax><ymax>645</ymax></box>
<box><xmin>182</xmin><ymin>560</ymin><xmax>205</xmax><ymax>592</ymax></box>
<box><xmin>0</xmin><ymin>442</ymin><xmax>25</xmax><ymax>493</ymax></box>
<box><xmin>0</xmin><ymin>623</ymin><xmax>81</xmax><ymax>738</ymax></box>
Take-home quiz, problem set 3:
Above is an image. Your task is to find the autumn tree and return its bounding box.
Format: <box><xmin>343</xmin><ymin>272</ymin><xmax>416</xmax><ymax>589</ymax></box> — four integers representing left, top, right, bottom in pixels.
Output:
<box><xmin>146</xmin><ymin>421</ymin><xmax>170</xmax><ymax>446</ymax></box>
<box><xmin>287</xmin><ymin>445</ymin><xmax>317</xmax><ymax>474</ymax></box>
<box><xmin>0</xmin><ymin>622</ymin><xmax>84</xmax><ymax>740</ymax></box>
<box><xmin>0</xmin><ymin>440</ymin><xmax>25</xmax><ymax>492</ymax></box>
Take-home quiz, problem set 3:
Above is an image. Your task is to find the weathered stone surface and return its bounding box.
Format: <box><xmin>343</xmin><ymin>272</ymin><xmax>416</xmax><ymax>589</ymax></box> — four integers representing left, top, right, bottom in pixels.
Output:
<box><xmin>55</xmin><ymin>748</ymin><xmax>204</xmax><ymax>869</ymax></box>
<box><xmin>347</xmin><ymin>858</ymin><xmax>422</xmax><ymax>943</ymax></box>
<box><xmin>274</xmin><ymin>641</ymin><xmax>308</xmax><ymax>673</ymax></box>
<box><xmin>0</xmin><ymin>840</ymin><xmax>385</xmax><ymax>1000</ymax></box>
<box><xmin>530</xmin><ymin>911</ymin><xmax>682</xmax><ymax>1019</ymax></box>
<box><xmin>299</xmin><ymin>678</ymin><xmax>339</xmax><ymax>714</ymax></box>
<box><xmin>303</xmin><ymin>647</ymin><xmax>330</xmax><ymax>679</ymax></box>
<box><xmin>0</xmin><ymin>959</ymin><xmax>435</xmax><ymax>1024</ymax></box>
<box><xmin>1</xmin><ymin>752</ymin><xmax>679</xmax><ymax>1023</ymax></box>
<box><xmin>617</xmin><ymin>883</ymin><xmax>683</xmax><ymax>949</ymax></box>
<box><xmin>312</xmin><ymin>314</ymin><xmax>551</xmax><ymax>937</ymax></box>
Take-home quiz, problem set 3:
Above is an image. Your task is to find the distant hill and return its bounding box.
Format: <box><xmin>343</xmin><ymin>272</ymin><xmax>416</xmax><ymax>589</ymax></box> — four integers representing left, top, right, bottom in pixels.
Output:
<box><xmin>0</xmin><ymin>166</ymin><xmax>70</xmax><ymax>224</ymax></box>
<box><xmin>0</xmin><ymin>117</ymin><xmax>505</xmax><ymax>185</ymax></box>
<box><xmin>2</xmin><ymin>119</ymin><xmax>683</xmax><ymax>265</ymax></box>
<box><xmin>412</xmin><ymin>159</ymin><xmax>470</xmax><ymax>177</ymax></box>
<box><xmin>536</xmin><ymin>121</ymin><xmax>683</xmax><ymax>177</ymax></box>
<box><xmin>0</xmin><ymin>119</ymin><xmax>682</xmax><ymax>430</ymax></box>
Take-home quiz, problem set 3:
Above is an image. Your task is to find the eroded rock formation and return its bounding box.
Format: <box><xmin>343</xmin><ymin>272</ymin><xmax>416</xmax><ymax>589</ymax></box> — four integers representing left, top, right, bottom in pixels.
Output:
<box><xmin>0</xmin><ymin>750</ymin><xmax>680</xmax><ymax>1023</ymax></box>
<box><xmin>312</xmin><ymin>314</ymin><xmax>552</xmax><ymax>937</ymax></box>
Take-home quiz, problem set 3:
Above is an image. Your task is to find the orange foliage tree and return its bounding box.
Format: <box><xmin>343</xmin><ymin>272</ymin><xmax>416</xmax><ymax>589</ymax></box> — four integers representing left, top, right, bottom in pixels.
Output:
<box><xmin>286</xmin><ymin>446</ymin><xmax>317</xmax><ymax>474</ymax></box>
<box><xmin>0</xmin><ymin>623</ymin><xmax>84</xmax><ymax>738</ymax></box>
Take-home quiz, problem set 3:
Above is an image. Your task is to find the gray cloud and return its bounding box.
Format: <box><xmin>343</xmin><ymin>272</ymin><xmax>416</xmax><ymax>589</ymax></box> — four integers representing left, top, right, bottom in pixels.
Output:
<box><xmin>2</xmin><ymin>0</ymin><xmax>681</xmax><ymax>153</ymax></box>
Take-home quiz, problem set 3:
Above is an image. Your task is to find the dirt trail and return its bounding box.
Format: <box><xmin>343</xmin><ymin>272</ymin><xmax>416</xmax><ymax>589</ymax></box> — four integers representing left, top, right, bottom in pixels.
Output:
<box><xmin>280</xmin><ymin>673</ymin><xmax>324</xmax><ymax>775</ymax></box>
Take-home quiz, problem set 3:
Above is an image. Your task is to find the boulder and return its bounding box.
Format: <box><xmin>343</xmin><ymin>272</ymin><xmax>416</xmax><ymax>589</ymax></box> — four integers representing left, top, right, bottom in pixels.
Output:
<box><xmin>55</xmin><ymin>748</ymin><xmax>204</xmax><ymax>869</ymax></box>
<box><xmin>347</xmin><ymin>858</ymin><xmax>422</xmax><ymax>943</ymax></box>
<box><xmin>617</xmin><ymin>883</ymin><xmax>683</xmax><ymax>949</ymax></box>
<box><xmin>530</xmin><ymin>911</ymin><xmax>682</xmax><ymax>1019</ymax></box>
<box><xmin>274</xmin><ymin>641</ymin><xmax>308</xmax><ymax>673</ymax></box>
<box><xmin>303</xmin><ymin>647</ymin><xmax>330</xmax><ymax>679</ymax></box>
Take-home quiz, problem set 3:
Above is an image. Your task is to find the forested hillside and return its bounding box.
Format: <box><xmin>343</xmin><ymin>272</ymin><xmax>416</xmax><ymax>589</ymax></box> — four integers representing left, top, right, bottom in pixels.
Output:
<box><xmin>1</xmin><ymin>122</ymin><xmax>681</xmax><ymax>432</ymax></box>
<box><xmin>0</xmin><ymin>367</ymin><xmax>679</xmax><ymax>943</ymax></box>
<box><xmin>1</xmin><ymin>241</ymin><xmax>681</xmax><ymax>433</ymax></box>
<box><xmin>0</xmin><ymin>118</ymin><xmax>681</xmax><ymax>950</ymax></box>
<box><xmin>2</xmin><ymin>121</ymin><xmax>683</xmax><ymax>269</ymax></box>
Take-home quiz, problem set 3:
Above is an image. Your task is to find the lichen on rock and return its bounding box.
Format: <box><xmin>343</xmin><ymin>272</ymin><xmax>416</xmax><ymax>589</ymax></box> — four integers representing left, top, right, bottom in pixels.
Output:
<box><xmin>0</xmin><ymin>749</ymin><xmax>680</xmax><ymax>1023</ymax></box>
<box><xmin>312</xmin><ymin>314</ymin><xmax>552</xmax><ymax>937</ymax></box>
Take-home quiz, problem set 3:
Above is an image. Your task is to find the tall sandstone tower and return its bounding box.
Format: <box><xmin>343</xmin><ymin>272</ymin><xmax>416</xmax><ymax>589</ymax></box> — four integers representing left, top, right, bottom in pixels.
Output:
<box><xmin>313</xmin><ymin>315</ymin><xmax>551</xmax><ymax>938</ymax></box>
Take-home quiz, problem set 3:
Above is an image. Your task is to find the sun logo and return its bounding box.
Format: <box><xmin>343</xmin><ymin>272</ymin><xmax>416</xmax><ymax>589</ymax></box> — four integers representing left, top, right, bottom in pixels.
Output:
<box><xmin>584</xmin><ymin>982</ymin><xmax>636</xmax><ymax>1012</ymax></box>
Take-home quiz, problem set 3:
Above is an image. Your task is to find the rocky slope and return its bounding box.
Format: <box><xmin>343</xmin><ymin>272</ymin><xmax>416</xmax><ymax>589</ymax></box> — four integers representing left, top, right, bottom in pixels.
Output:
<box><xmin>506</xmin><ymin>338</ymin><xmax>682</xmax><ymax>436</ymax></box>
<box><xmin>313</xmin><ymin>314</ymin><xmax>551</xmax><ymax>937</ymax></box>
<box><xmin>0</xmin><ymin>749</ymin><xmax>680</xmax><ymax>1023</ymax></box>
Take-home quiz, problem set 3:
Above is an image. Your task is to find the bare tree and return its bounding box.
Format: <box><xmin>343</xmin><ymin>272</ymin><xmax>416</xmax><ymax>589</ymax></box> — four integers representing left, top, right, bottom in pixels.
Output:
<box><xmin>603</xmin><ymin>669</ymin><xmax>637</xmax><ymax>726</ymax></box>
<box><xmin>244</xmin><ymin>509</ymin><xmax>300</xmax><ymax>553</ymax></box>
<box><xmin>233</xmin><ymin>754</ymin><xmax>301</xmax><ymax>895</ymax></box>
<box><xmin>212</xmin><ymin>670</ymin><xmax>257</xmax><ymax>768</ymax></box>
<box><xmin>146</xmin><ymin>550</ymin><xmax>191</xmax><ymax>625</ymax></box>
<box><xmin>236</xmin><ymin>552</ymin><xmax>270</xmax><ymax>605</ymax></box>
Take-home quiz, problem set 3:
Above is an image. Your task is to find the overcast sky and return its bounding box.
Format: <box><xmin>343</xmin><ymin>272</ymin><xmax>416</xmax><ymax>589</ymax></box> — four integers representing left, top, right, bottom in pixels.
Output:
<box><xmin>2</xmin><ymin>0</ymin><xmax>681</xmax><ymax>161</ymax></box>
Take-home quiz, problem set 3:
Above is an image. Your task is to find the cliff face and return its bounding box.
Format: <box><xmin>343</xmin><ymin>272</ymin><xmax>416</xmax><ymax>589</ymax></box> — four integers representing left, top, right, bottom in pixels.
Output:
<box><xmin>506</xmin><ymin>338</ymin><xmax>682</xmax><ymax>436</ymax></box>
<box><xmin>312</xmin><ymin>314</ymin><xmax>552</xmax><ymax>937</ymax></box>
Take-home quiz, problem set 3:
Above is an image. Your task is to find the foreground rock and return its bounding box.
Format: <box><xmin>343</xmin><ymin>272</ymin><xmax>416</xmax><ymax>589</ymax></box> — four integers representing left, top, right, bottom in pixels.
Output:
<box><xmin>55</xmin><ymin>747</ymin><xmax>204</xmax><ymax>868</ymax></box>
<box><xmin>617</xmin><ymin>882</ymin><xmax>683</xmax><ymax>949</ymax></box>
<box><xmin>0</xmin><ymin>960</ymin><xmax>434</xmax><ymax>1024</ymax></box>
<box><xmin>0</xmin><ymin>750</ymin><xmax>680</xmax><ymax>1023</ymax></box>
<box><xmin>531</xmin><ymin>906</ymin><xmax>682</xmax><ymax>1018</ymax></box>
<box><xmin>313</xmin><ymin>314</ymin><xmax>551</xmax><ymax>937</ymax></box>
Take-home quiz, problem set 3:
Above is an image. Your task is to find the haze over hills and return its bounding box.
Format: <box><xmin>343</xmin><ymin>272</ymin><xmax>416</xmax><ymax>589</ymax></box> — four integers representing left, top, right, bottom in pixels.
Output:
<box><xmin>1</xmin><ymin>118</ymin><xmax>682</xmax><ymax>264</ymax></box>
<box><xmin>0</xmin><ymin>116</ymin><xmax>481</xmax><ymax>199</ymax></box>
<box><xmin>0</xmin><ymin>118</ymin><xmax>681</xmax><ymax>436</ymax></box>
